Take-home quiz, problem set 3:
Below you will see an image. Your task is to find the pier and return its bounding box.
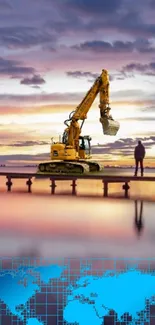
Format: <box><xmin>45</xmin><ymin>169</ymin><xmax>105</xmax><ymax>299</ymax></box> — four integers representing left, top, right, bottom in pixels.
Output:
<box><xmin>0</xmin><ymin>172</ymin><xmax>155</xmax><ymax>198</ymax></box>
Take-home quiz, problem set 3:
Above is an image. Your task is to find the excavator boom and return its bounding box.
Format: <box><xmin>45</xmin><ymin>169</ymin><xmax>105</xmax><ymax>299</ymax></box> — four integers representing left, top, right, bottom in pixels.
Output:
<box><xmin>72</xmin><ymin>74</ymin><xmax>102</xmax><ymax>121</ymax></box>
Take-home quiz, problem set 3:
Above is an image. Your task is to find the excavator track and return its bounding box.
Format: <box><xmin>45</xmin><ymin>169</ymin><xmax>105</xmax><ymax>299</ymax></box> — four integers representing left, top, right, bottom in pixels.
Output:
<box><xmin>37</xmin><ymin>161</ymin><xmax>90</xmax><ymax>174</ymax></box>
<box><xmin>37</xmin><ymin>160</ymin><xmax>103</xmax><ymax>175</ymax></box>
<box><xmin>79</xmin><ymin>160</ymin><xmax>104</xmax><ymax>172</ymax></box>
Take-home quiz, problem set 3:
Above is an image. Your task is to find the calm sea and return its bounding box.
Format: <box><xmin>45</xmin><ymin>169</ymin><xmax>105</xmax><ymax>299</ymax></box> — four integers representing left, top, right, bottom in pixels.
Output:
<box><xmin>0</xmin><ymin>166</ymin><xmax>155</xmax><ymax>260</ymax></box>
<box><xmin>0</xmin><ymin>192</ymin><xmax>154</xmax><ymax>259</ymax></box>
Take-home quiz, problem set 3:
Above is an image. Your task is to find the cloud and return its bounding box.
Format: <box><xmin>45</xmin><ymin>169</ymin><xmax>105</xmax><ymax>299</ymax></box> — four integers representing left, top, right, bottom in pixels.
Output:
<box><xmin>20</xmin><ymin>74</ymin><xmax>46</xmax><ymax>86</ymax></box>
<box><xmin>0</xmin><ymin>99</ymin><xmax>154</xmax><ymax>118</ymax></box>
<box><xmin>72</xmin><ymin>40</ymin><xmax>134</xmax><ymax>53</ymax></box>
<box><xmin>46</xmin><ymin>14</ymin><xmax>82</xmax><ymax>34</ymax></box>
<box><xmin>92</xmin><ymin>137</ymin><xmax>155</xmax><ymax>156</ymax></box>
<box><xmin>0</xmin><ymin>104</ymin><xmax>76</xmax><ymax>115</ymax></box>
<box><xmin>66</xmin><ymin>70</ymin><xmax>107</xmax><ymax>83</ymax></box>
<box><xmin>45</xmin><ymin>1</ymin><xmax>155</xmax><ymax>40</ymax></box>
<box><xmin>0</xmin><ymin>88</ymin><xmax>154</xmax><ymax>107</ymax></box>
<box><xmin>57</xmin><ymin>0</ymin><xmax>122</xmax><ymax>15</ymax></box>
<box><xmin>120</xmin><ymin>117</ymin><xmax>155</xmax><ymax>122</ymax></box>
<box><xmin>66</xmin><ymin>70</ymin><xmax>125</xmax><ymax>82</ymax></box>
<box><xmin>0</xmin><ymin>1</ymin><xmax>154</xmax><ymax>52</ymax></box>
<box><xmin>1</xmin><ymin>137</ymin><xmax>154</xmax><ymax>163</ymax></box>
<box><xmin>71</xmin><ymin>39</ymin><xmax>155</xmax><ymax>54</ymax></box>
<box><xmin>0</xmin><ymin>0</ymin><xmax>12</xmax><ymax>10</ymax></box>
<box><xmin>45</xmin><ymin>1</ymin><xmax>124</xmax><ymax>37</ymax></box>
<box><xmin>0</xmin><ymin>92</ymin><xmax>85</xmax><ymax>105</ymax></box>
<box><xmin>111</xmin><ymin>89</ymin><xmax>151</xmax><ymax>100</ymax></box>
<box><xmin>31</xmin><ymin>85</ymin><xmax>41</xmax><ymax>89</ymax></box>
<box><xmin>0</xmin><ymin>26</ymin><xmax>54</xmax><ymax>49</ymax></box>
<box><xmin>108</xmin><ymin>11</ymin><xmax>155</xmax><ymax>37</ymax></box>
<box><xmin>0</xmin><ymin>140</ymin><xmax>50</xmax><ymax>147</ymax></box>
<box><xmin>0</xmin><ymin>129</ymin><xmax>38</xmax><ymax>143</ymax></box>
<box><xmin>66</xmin><ymin>71</ymin><xmax>98</xmax><ymax>79</ymax></box>
<box><xmin>0</xmin><ymin>57</ymin><xmax>35</xmax><ymax>77</ymax></box>
<box><xmin>0</xmin><ymin>152</ymin><xmax>49</xmax><ymax>164</ymax></box>
<box><xmin>122</xmin><ymin>62</ymin><xmax>155</xmax><ymax>76</ymax></box>
<box><xmin>141</xmin><ymin>105</ymin><xmax>155</xmax><ymax>112</ymax></box>
<box><xmin>133</xmin><ymin>39</ymin><xmax>155</xmax><ymax>53</ymax></box>
<box><xmin>85</xmin><ymin>8</ymin><xmax>155</xmax><ymax>38</ymax></box>
<box><xmin>150</xmin><ymin>0</ymin><xmax>155</xmax><ymax>7</ymax></box>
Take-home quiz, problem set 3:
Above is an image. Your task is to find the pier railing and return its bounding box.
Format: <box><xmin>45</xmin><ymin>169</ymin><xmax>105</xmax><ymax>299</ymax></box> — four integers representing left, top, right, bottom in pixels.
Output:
<box><xmin>0</xmin><ymin>172</ymin><xmax>155</xmax><ymax>198</ymax></box>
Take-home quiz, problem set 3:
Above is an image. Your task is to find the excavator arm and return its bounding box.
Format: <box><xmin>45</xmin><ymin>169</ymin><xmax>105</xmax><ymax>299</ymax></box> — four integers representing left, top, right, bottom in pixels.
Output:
<box><xmin>63</xmin><ymin>69</ymin><xmax>119</xmax><ymax>149</ymax></box>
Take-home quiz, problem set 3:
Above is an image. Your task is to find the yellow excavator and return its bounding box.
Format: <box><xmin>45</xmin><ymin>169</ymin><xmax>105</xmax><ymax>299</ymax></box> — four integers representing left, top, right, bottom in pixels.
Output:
<box><xmin>37</xmin><ymin>69</ymin><xmax>120</xmax><ymax>174</ymax></box>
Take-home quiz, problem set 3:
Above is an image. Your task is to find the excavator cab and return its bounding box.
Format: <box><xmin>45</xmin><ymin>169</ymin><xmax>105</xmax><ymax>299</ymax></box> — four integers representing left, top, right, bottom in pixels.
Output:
<box><xmin>79</xmin><ymin>135</ymin><xmax>91</xmax><ymax>158</ymax></box>
<box><xmin>79</xmin><ymin>136</ymin><xmax>91</xmax><ymax>153</ymax></box>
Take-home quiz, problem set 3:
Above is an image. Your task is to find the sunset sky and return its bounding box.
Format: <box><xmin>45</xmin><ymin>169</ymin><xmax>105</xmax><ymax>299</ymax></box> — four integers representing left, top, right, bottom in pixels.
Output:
<box><xmin>1</xmin><ymin>0</ymin><xmax>155</xmax><ymax>166</ymax></box>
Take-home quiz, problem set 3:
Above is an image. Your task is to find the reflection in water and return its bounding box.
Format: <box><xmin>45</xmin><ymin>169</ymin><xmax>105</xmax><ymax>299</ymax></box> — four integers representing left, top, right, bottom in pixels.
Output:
<box><xmin>134</xmin><ymin>200</ymin><xmax>144</xmax><ymax>236</ymax></box>
<box><xmin>1</xmin><ymin>193</ymin><xmax>155</xmax><ymax>258</ymax></box>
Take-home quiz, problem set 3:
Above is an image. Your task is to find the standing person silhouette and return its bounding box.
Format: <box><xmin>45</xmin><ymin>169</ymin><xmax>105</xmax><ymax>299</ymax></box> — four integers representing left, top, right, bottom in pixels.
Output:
<box><xmin>134</xmin><ymin>140</ymin><xmax>145</xmax><ymax>177</ymax></box>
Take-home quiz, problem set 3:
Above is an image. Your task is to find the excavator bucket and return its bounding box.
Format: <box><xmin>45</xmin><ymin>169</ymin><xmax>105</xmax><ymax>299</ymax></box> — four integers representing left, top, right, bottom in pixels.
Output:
<box><xmin>100</xmin><ymin>117</ymin><xmax>120</xmax><ymax>136</ymax></box>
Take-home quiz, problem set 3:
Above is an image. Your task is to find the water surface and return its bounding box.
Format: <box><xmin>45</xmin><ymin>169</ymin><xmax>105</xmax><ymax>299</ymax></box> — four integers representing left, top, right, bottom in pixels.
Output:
<box><xmin>0</xmin><ymin>192</ymin><xmax>154</xmax><ymax>259</ymax></box>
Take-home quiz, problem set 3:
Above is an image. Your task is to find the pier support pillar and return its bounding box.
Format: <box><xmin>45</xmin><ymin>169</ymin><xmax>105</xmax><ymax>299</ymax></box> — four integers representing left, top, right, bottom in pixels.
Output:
<box><xmin>6</xmin><ymin>176</ymin><xmax>12</xmax><ymax>192</ymax></box>
<box><xmin>71</xmin><ymin>179</ymin><xmax>77</xmax><ymax>196</ymax></box>
<box><xmin>26</xmin><ymin>178</ymin><xmax>32</xmax><ymax>193</ymax></box>
<box><xmin>122</xmin><ymin>182</ymin><xmax>130</xmax><ymax>198</ymax></box>
<box><xmin>50</xmin><ymin>178</ymin><xmax>56</xmax><ymax>194</ymax></box>
<box><xmin>103</xmin><ymin>181</ymin><xmax>108</xmax><ymax>197</ymax></box>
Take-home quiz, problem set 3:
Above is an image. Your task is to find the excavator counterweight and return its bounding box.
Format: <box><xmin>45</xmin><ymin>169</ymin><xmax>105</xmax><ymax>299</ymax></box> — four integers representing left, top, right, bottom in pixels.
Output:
<box><xmin>37</xmin><ymin>69</ymin><xmax>120</xmax><ymax>175</ymax></box>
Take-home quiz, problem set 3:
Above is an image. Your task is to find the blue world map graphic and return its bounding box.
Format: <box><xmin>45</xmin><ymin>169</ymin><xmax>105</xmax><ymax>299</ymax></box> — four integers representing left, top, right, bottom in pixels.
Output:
<box><xmin>0</xmin><ymin>258</ymin><xmax>155</xmax><ymax>325</ymax></box>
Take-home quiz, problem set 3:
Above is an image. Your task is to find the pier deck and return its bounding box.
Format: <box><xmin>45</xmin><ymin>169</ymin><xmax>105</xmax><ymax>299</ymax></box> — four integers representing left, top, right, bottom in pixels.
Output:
<box><xmin>0</xmin><ymin>172</ymin><xmax>154</xmax><ymax>198</ymax></box>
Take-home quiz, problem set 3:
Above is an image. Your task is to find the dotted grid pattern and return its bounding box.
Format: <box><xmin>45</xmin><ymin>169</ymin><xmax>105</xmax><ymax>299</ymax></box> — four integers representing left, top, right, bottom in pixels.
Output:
<box><xmin>0</xmin><ymin>258</ymin><xmax>155</xmax><ymax>325</ymax></box>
